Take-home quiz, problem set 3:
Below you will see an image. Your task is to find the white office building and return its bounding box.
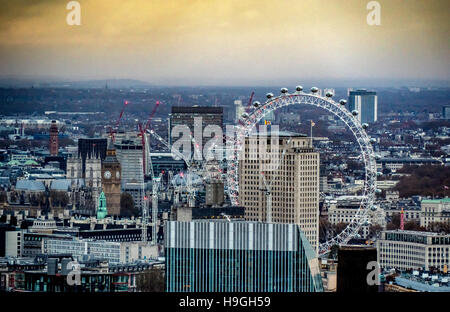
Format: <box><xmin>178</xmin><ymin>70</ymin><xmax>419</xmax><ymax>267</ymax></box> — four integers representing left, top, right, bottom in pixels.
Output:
<box><xmin>377</xmin><ymin>230</ymin><xmax>450</xmax><ymax>271</ymax></box>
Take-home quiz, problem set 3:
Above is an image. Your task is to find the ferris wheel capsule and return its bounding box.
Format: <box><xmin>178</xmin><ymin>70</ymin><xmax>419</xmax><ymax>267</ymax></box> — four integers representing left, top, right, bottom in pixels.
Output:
<box><xmin>351</xmin><ymin>110</ymin><xmax>359</xmax><ymax>116</ymax></box>
<box><xmin>339</xmin><ymin>99</ymin><xmax>347</xmax><ymax>105</ymax></box>
<box><xmin>295</xmin><ymin>85</ymin><xmax>303</xmax><ymax>92</ymax></box>
<box><xmin>280</xmin><ymin>88</ymin><xmax>288</xmax><ymax>94</ymax></box>
<box><xmin>376</xmin><ymin>171</ymin><xmax>382</xmax><ymax>177</ymax></box>
<box><xmin>311</xmin><ymin>87</ymin><xmax>319</xmax><ymax>93</ymax></box>
<box><xmin>363</xmin><ymin>220</ymin><xmax>372</xmax><ymax>226</ymax></box>
<box><xmin>375</xmin><ymin>188</ymin><xmax>382</xmax><ymax>194</ymax></box>
<box><xmin>370</xmin><ymin>138</ymin><xmax>377</xmax><ymax>144</ymax></box>
<box><xmin>241</xmin><ymin>112</ymin><xmax>249</xmax><ymax>119</ymax></box>
<box><xmin>253</xmin><ymin>101</ymin><xmax>260</xmax><ymax>108</ymax></box>
<box><xmin>371</xmin><ymin>205</ymin><xmax>378</xmax><ymax>211</ymax></box>
<box><xmin>325</xmin><ymin>91</ymin><xmax>334</xmax><ymax>98</ymax></box>
<box><xmin>266</xmin><ymin>93</ymin><xmax>274</xmax><ymax>99</ymax></box>
<box><xmin>362</xmin><ymin>123</ymin><xmax>369</xmax><ymax>130</ymax></box>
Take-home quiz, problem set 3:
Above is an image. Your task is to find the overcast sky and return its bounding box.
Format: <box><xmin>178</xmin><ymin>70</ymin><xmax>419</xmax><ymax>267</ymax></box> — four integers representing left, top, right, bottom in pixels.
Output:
<box><xmin>0</xmin><ymin>0</ymin><xmax>448</xmax><ymax>86</ymax></box>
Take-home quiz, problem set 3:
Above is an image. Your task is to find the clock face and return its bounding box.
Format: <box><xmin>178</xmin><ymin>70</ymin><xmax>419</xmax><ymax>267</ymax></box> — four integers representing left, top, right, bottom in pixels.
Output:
<box><xmin>104</xmin><ymin>170</ymin><xmax>111</xmax><ymax>179</ymax></box>
<box><xmin>116</xmin><ymin>171</ymin><xmax>120</xmax><ymax>179</ymax></box>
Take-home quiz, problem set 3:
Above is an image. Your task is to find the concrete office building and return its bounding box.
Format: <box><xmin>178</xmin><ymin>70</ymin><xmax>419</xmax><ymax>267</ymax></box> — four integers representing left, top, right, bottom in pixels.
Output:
<box><xmin>47</xmin><ymin>238</ymin><xmax>158</xmax><ymax>264</ymax></box>
<box><xmin>165</xmin><ymin>220</ymin><xmax>323</xmax><ymax>292</ymax></box>
<box><xmin>169</xmin><ymin>106</ymin><xmax>223</xmax><ymax>149</ymax></box>
<box><xmin>420</xmin><ymin>198</ymin><xmax>450</xmax><ymax>228</ymax></box>
<box><xmin>443</xmin><ymin>105</ymin><xmax>450</xmax><ymax>120</ymax></box>
<box><xmin>326</xmin><ymin>196</ymin><xmax>386</xmax><ymax>239</ymax></box>
<box><xmin>115</xmin><ymin>138</ymin><xmax>144</xmax><ymax>186</ymax></box>
<box><xmin>348</xmin><ymin>89</ymin><xmax>378</xmax><ymax>124</ymax></box>
<box><xmin>234</xmin><ymin>100</ymin><xmax>245</xmax><ymax>124</ymax></box>
<box><xmin>240</xmin><ymin>131</ymin><xmax>320</xmax><ymax>251</ymax></box>
<box><xmin>114</xmin><ymin>138</ymin><xmax>145</xmax><ymax>211</ymax></box>
<box><xmin>377</xmin><ymin>230</ymin><xmax>450</xmax><ymax>271</ymax></box>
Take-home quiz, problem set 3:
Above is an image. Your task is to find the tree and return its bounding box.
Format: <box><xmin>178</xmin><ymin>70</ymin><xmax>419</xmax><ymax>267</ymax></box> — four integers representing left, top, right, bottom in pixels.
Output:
<box><xmin>120</xmin><ymin>192</ymin><xmax>139</xmax><ymax>217</ymax></box>
<box><xmin>369</xmin><ymin>224</ymin><xmax>383</xmax><ymax>239</ymax></box>
<box><xmin>329</xmin><ymin>244</ymin><xmax>339</xmax><ymax>260</ymax></box>
<box><xmin>395</xmin><ymin>165</ymin><xmax>450</xmax><ymax>198</ymax></box>
<box><xmin>386</xmin><ymin>213</ymin><xmax>400</xmax><ymax>230</ymax></box>
<box><xmin>427</xmin><ymin>222</ymin><xmax>450</xmax><ymax>234</ymax></box>
<box><xmin>404</xmin><ymin>221</ymin><xmax>426</xmax><ymax>232</ymax></box>
<box><xmin>319</xmin><ymin>217</ymin><xmax>332</xmax><ymax>242</ymax></box>
<box><xmin>49</xmin><ymin>190</ymin><xmax>69</xmax><ymax>207</ymax></box>
<box><xmin>0</xmin><ymin>191</ymin><xmax>7</xmax><ymax>203</ymax></box>
<box><xmin>136</xmin><ymin>268</ymin><xmax>165</xmax><ymax>292</ymax></box>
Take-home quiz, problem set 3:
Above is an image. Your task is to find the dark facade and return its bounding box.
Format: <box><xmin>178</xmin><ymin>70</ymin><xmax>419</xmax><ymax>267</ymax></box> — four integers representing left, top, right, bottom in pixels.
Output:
<box><xmin>0</xmin><ymin>223</ymin><xmax>16</xmax><ymax>257</ymax></box>
<box><xmin>150</xmin><ymin>153</ymin><xmax>187</xmax><ymax>175</ymax></box>
<box><xmin>44</xmin><ymin>155</ymin><xmax>67</xmax><ymax>171</ymax></box>
<box><xmin>78</xmin><ymin>138</ymin><xmax>108</xmax><ymax>177</ymax></box>
<box><xmin>337</xmin><ymin>246</ymin><xmax>378</xmax><ymax>292</ymax></box>
<box><xmin>54</xmin><ymin>227</ymin><xmax>152</xmax><ymax>243</ymax></box>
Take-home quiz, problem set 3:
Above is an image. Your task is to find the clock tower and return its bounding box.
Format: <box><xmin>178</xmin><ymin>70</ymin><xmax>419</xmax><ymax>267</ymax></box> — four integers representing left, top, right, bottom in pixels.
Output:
<box><xmin>101</xmin><ymin>139</ymin><xmax>122</xmax><ymax>216</ymax></box>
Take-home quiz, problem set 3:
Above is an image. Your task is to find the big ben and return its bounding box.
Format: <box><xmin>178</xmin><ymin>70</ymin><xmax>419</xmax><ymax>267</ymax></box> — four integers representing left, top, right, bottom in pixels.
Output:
<box><xmin>101</xmin><ymin>139</ymin><xmax>121</xmax><ymax>216</ymax></box>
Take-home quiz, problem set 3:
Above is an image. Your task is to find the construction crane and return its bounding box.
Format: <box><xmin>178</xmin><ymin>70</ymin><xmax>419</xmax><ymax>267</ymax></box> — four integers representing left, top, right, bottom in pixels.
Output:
<box><xmin>109</xmin><ymin>100</ymin><xmax>130</xmax><ymax>142</ymax></box>
<box><xmin>147</xmin><ymin>129</ymin><xmax>205</xmax><ymax>208</ymax></box>
<box><xmin>260</xmin><ymin>138</ymin><xmax>292</xmax><ymax>223</ymax></box>
<box><xmin>245</xmin><ymin>91</ymin><xmax>255</xmax><ymax>112</ymax></box>
<box><xmin>142</xmin><ymin>193</ymin><xmax>148</xmax><ymax>243</ymax></box>
<box><xmin>151</xmin><ymin>172</ymin><xmax>163</xmax><ymax>244</ymax></box>
<box><xmin>137</xmin><ymin>100</ymin><xmax>161</xmax><ymax>176</ymax></box>
<box><xmin>142</xmin><ymin>171</ymin><xmax>163</xmax><ymax>245</ymax></box>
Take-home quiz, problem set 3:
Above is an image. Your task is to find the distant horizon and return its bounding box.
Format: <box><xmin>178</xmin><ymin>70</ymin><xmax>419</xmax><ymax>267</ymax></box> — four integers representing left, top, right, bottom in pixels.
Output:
<box><xmin>0</xmin><ymin>75</ymin><xmax>449</xmax><ymax>89</ymax></box>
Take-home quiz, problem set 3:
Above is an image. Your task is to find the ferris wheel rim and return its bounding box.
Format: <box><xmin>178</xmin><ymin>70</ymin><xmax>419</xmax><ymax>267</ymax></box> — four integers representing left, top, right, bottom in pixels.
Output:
<box><xmin>226</xmin><ymin>89</ymin><xmax>377</xmax><ymax>255</ymax></box>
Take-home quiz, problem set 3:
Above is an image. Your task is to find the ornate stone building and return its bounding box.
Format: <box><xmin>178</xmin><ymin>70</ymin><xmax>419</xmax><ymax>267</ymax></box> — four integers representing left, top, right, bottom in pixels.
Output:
<box><xmin>101</xmin><ymin>141</ymin><xmax>122</xmax><ymax>216</ymax></box>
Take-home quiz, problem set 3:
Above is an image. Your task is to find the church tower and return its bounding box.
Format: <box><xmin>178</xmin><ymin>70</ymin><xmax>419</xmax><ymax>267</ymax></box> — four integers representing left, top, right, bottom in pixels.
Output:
<box><xmin>97</xmin><ymin>191</ymin><xmax>107</xmax><ymax>219</ymax></box>
<box><xmin>49</xmin><ymin>120</ymin><xmax>59</xmax><ymax>156</ymax></box>
<box><xmin>101</xmin><ymin>138</ymin><xmax>122</xmax><ymax>216</ymax></box>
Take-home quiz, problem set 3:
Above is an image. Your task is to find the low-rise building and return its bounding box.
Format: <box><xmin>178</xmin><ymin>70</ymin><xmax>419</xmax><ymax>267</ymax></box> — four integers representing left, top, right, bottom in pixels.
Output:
<box><xmin>47</xmin><ymin>238</ymin><xmax>158</xmax><ymax>264</ymax></box>
<box><xmin>377</xmin><ymin>230</ymin><xmax>450</xmax><ymax>271</ymax></box>
<box><xmin>420</xmin><ymin>198</ymin><xmax>450</xmax><ymax>228</ymax></box>
<box><xmin>327</xmin><ymin>196</ymin><xmax>386</xmax><ymax>238</ymax></box>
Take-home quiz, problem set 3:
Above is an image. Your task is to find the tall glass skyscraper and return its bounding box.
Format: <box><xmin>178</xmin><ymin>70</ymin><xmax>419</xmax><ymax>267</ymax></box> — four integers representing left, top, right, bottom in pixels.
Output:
<box><xmin>348</xmin><ymin>89</ymin><xmax>378</xmax><ymax>124</ymax></box>
<box><xmin>165</xmin><ymin>220</ymin><xmax>323</xmax><ymax>292</ymax></box>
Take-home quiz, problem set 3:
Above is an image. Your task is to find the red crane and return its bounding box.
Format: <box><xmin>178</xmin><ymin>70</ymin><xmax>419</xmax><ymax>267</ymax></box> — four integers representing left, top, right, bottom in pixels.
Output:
<box><xmin>109</xmin><ymin>100</ymin><xmax>130</xmax><ymax>142</ymax></box>
<box><xmin>238</xmin><ymin>91</ymin><xmax>255</xmax><ymax>126</ymax></box>
<box><xmin>138</xmin><ymin>100</ymin><xmax>161</xmax><ymax>175</ymax></box>
<box><xmin>246</xmin><ymin>91</ymin><xmax>255</xmax><ymax>112</ymax></box>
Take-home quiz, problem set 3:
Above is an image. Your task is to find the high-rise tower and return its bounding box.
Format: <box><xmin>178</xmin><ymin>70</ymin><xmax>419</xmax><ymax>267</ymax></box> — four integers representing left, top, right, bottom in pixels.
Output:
<box><xmin>239</xmin><ymin>130</ymin><xmax>320</xmax><ymax>252</ymax></box>
<box><xmin>348</xmin><ymin>89</ymin><xmax>378</xmax><ymax>124</ymax></box>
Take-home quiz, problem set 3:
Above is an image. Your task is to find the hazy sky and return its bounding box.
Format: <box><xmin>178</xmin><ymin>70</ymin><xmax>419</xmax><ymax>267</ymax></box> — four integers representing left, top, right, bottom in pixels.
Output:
<box><xmin>0</xmin><ymin>0</ymin><xmax>448</xmax><ymax>85</ymax></box>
